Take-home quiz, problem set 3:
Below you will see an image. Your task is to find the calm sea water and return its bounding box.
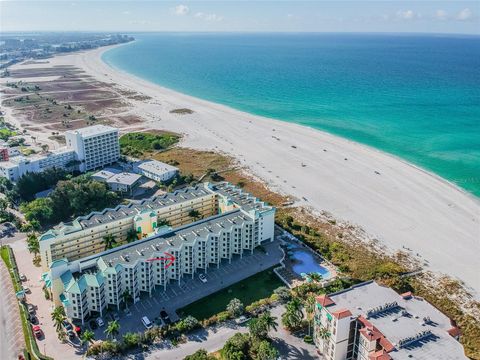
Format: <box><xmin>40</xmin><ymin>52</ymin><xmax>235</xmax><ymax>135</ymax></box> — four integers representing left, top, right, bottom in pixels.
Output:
<box><xmin>103</xmin><ymin>33</ymin><xmax>480</xmax><ymax>197</ymax></box>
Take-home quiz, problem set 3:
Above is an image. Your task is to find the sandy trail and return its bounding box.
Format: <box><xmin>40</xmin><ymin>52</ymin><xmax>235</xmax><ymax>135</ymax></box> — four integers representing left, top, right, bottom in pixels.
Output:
<box><xmin>5</xmin><ymin>46</ymin><xmax>480</xmax><ymax>298</ymax></box>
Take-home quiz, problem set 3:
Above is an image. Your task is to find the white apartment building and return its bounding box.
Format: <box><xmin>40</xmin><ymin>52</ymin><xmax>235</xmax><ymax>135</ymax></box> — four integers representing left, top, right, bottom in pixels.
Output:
<box><xmin>65</xmin><ymin>125</ymin><xmax>120</xmax><ymax>172</ymax></box>
<box><xmin>0</xmin><ymin>148</ymin><xmax>76</xmax><ymax>182</ymax></box>
<box><xmin>0</xmin><ymin>124</ymin><xmax>120</xmax><ymax>182</ymax></box>
<box><xmin>314</xmin><ymin>281</ymin><xmax>466</xmax><ymax>360</ymax></box>
<box><xmin>133</xmin><ymin>159</ymin><xmax>178</xmax><ymax>182</ymax></box>
<box><xmin>43</xmin><ymin>183</ymin><xmax>275</xmax><ymax>324</ymax></box>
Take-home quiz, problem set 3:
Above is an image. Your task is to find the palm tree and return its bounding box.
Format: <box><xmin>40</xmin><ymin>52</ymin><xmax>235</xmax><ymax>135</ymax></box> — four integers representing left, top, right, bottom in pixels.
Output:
<box><xmin>281</xmin><ymin>309</ymin><xmax>302</xmax><ymax>330</ymax></box>
<box><xmin>259</xmin><ymin>311</ymin><xmax>278</xmax><ymax>332</ymax></box>
<box><xmin>317</xmin><ymin>327</ymin><xmax>330</xmax><ymax>340</ymax></box>
<box><xmin>188</xmin><ymin>209</ymin><xmax>201</xmax><ymax>221</ymax></box>
<box><xmin>286</xmin><ymin>298</ymin><xmax>303</xmax><ymax>319</ymax></box>
<box><xmin>51</xmin><ymin>306</ymin><xmax>65</xmax><ymax>333</ymax></box>
<box><xmin>157</xmin><ymin>218</ymin><xmax>171</xmax><ymax>227</ymax></box>
<box><xmin>26</xmin><ymin>233</ymin><xmax>40</xmax><ymax>256</ymax></box>
<box><xmin>104</xmin><ymin>320</ymin><xmax>120</xmax><ymax>340</ymax></box>
<box><xmin>317</xmin><ymin>327</ymin><xmax>330</xmax><ymax>354</ymax></box>
<box><xmin>304</xmin><ymin>295</ymin><xmax>316</xmax><ymax>335</ymax></box>
<box><xmin>102</xmin><ymin>234</ymin><xmax>117</xmax><ymax>250</ymax></box>
<box><xmin>126</xmin><ymin>228</ymin><xmax>138</xmax><ymax>243</ymax></box>
<box><xmin>308</xmin><ymin>272</ymin><xmax>323</xmax><ymax>282</ymax></box>
<box><xmin>81</xmin><ymin>329</ymin><xmax>95</xmax><ymax>351</ymax></box>
<box><xmin>121</xmin><ymin>289</ymin><xmax>133</xmax><ymax>310</ymax></box>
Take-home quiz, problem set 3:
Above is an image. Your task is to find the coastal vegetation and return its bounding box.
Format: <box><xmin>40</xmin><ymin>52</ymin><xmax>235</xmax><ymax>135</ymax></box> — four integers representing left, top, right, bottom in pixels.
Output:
<box><xmin>20</xmin><ymin>175</ymin><xmax>119</xmax><ymax>227</ymax></box>
<box><xmin>119</xmin><ymin>131</ymin><xmax>180</xmax><ymax>157</ymax></box>
<box><xmin>169</xmin><ymin>108</ymin><xmax>194</xmax><ymax>115</ymax></box>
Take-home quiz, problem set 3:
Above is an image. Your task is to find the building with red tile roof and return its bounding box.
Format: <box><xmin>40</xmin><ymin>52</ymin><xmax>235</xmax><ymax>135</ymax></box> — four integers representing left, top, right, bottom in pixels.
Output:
<box><xmin>313</xmin><ymin>281</ymin><xmax>467</xmax><ymax>360</ymax></box>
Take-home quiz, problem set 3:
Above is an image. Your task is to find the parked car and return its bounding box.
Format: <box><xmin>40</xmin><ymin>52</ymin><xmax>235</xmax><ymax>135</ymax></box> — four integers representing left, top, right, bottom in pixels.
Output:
<box><xmin>74</xmin><ymin>325</ymin><xmax>82</xmax><ymax>336</ymax></box>
<box><xmin>22</xmin><ymin>286</ymin><xmax>30</xmax><ymax>294</ymax></box>
<box><xmin>62</xmin><ymin>320</ymin><xmax>73</xmax><ymax>332</ymax></box>
<box><xmin>159</xmin><ymin>310</ymin><xmax>171</xmax><ymax>324</ymax></box>
<box><xmin>32</xmin><ymin>325</ymin><xmax>42</xmax><ymax>339</ymax></box>
<box><xmin>199</xmin><ymin>273</ymin><xmax>207</xmax><ymax>283</ymax></box>
<box><xmin>235</xmin><ymin>315</ymin><xmax>251</xmax><ymax>325</ymax></box>
<box><xmin>20</xmin><ymin>274</ymin><xmax>27</xmax><ymax>282</ymax></box>
<box><xmin>89</xmin><ymin>320</ymin><xmax>98</xmax><ymax>330</ymax></box>
<box><xmin>28</xmin><ymin>314</ymin><xmax>38</xmax><ymax>325</ymax></box>
<box><xmin>96</xmin><ymin>317</ymin><xmax>104</xmax><ymax>327</ymax></box>
<box><xmin>67</xmin><ymin>329</ymin><xmax>75</xmax><ymax>340</ymax></box>
<box><xmin>141</xmin><ymin>316</ymin><xmax>153</xmax><ymax>329</ymax></box>
<box><xmin>27</xmin><ymin>304</ymin><xmax>35</xmax><ymax>314</ymax></box>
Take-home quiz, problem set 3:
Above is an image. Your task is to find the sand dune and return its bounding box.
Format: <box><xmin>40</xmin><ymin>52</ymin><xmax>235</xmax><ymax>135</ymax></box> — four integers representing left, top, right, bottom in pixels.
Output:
<box><xmin>8</xmin><ymin>46</ymin><xmax>480</xmax><ymax>298</ymax></box>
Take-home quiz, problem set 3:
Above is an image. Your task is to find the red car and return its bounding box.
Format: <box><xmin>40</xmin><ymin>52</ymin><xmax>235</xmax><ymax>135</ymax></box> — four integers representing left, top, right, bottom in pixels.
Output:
<box><xmin>32</xmin><ymin>325</ymin><xmax>42</xmax><ymax>339</ymax></box>
<box><xmin>74</xmin><ymin>325</ymin><xmax>82</xmax><ymax>336</ymax></box>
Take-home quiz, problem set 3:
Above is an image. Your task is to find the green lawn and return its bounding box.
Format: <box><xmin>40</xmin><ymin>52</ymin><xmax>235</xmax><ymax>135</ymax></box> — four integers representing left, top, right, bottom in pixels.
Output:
<box><xmin>177</xmin><ymin>267</ymin><xmax>283</xmax><ymax>320</ymax></box>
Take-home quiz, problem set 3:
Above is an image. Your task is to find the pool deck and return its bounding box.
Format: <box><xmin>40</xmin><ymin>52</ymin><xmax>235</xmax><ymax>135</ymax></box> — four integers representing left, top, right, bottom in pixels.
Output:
<box><xmin>273</xmin><ymin>226</ymin><xmax>338</xmax><ymax>288</ymax></box>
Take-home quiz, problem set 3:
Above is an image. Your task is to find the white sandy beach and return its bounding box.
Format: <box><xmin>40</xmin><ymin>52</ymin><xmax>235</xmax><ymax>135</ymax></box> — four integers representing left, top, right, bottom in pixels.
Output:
<box><xmin>6</xmin><ymin>46</ymin><xmax>480</xmax><ymax>298</ymax></box>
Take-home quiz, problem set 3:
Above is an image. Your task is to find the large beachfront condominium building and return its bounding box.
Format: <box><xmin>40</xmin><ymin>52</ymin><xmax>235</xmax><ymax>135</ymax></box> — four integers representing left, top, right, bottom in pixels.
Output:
<box><xmin>314</xmin><ymin>281</ymin><xmax>466</xmax><ymax>360</ymax></box>
<box><xmin>39</xmin><ymin>182</ymin><xmax>274</xmax><ymax>270</ymax></box>
<box><xmin>39</xmin><ymin>183</ymin><xmax>217</xmax><ymax>270</ymax></box>
<box><xmin>65</xmin><ymin>125</ymin><xmax>120</xmax><ymax>172</ymax></box>
<box><xmin>43</xmin><ymin>183</ymin><xmax>275</xmax><ymax>324</ymax></box>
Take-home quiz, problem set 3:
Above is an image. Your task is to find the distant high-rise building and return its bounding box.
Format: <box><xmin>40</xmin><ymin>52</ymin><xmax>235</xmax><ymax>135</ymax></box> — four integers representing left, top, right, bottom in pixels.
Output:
<box><xmin>0</xmin><ymin>124</ymin><xmax>121</xmax><ymax>182</ymax></box>
<box><xmin>65</xmin><ymin>125</ymin><xmax>120</xmax><ymax>172</ymax></box>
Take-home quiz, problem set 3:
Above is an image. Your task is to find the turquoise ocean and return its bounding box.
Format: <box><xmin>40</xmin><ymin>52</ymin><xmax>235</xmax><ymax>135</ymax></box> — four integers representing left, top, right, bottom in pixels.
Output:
<box><xmin>102</xmin><ymin>33</ymin><xmax>480</xmax><ymax>197</ymax></box>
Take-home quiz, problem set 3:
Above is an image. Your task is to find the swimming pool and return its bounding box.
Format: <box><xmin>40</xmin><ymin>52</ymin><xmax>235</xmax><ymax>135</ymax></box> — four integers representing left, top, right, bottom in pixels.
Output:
<box><xmin>290</xmin><ymin>249</ymin><xmax>331</xmax><ymax>279</ymax></box>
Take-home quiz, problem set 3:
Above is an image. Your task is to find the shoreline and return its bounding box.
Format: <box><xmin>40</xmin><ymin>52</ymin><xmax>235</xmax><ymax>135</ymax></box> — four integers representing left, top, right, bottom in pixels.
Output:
<box><xmin>101</xmin><ymin>43</ymin><xmax>479</xmax><ymax>203</ymax></box>
<box><xmin>5</xmin><ymin>45</ymin><xmax>480</xmax><ymax>298</ymax></box>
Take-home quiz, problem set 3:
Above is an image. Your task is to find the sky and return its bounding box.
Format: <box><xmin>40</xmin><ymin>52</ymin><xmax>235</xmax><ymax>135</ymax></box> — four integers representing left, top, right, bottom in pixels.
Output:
<box><xmin>0</xmin><ymin>1</ymin><xmax>479</xmax><ymax>34</ymax></box>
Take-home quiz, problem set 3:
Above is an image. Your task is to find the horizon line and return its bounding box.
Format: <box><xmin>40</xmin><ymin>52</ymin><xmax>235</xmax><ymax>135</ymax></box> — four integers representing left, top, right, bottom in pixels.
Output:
<box><xmin>1</xmin><ymin>30</ymin><xmax>479</xmax><ymax>37</ymax></box>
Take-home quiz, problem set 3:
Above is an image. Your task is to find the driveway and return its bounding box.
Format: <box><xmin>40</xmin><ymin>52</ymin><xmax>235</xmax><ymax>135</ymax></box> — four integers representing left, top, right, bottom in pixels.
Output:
<box><xmin>92</xmin><ymin>240</ymin><xmax>283</xmax><ymax>339</ymax></box>
<box><xmin>128</xmin><ymin>305</ymin><xmax>320</xmax><ymax>360</ymax></box>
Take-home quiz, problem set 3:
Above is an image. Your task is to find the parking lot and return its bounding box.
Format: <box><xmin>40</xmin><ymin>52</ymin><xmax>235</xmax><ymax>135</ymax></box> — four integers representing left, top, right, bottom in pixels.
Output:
<box><xmin>90</xmin><ymin>240</ymin><xmax>283</xmax><ymax>339</ymax></box>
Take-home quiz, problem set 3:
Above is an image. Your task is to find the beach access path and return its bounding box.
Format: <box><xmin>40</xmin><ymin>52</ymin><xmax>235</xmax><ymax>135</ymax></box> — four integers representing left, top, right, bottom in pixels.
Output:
<box><xmin>3</xmin><ymin>46</ymin><xmax>480</xmax><ymax>299</ymax></box>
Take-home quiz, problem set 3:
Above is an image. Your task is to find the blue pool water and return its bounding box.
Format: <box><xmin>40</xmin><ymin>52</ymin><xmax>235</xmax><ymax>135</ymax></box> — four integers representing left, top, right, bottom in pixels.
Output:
<box><xmin>290</xmin><ymin>250</ymin><xmax>331</xmax><ymax>279</ymax></box>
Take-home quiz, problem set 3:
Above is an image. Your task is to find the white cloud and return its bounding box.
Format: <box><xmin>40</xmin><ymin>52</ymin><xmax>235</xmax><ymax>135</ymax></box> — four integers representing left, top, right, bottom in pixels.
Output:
<box><xmin>396</xmin><ymin>9</ymin><xmax>417</xmax><ymax>20</ymax></box>
<box><xmin>435</xmin><ymin>9</ymin><xmax>448</xmax><ymax>21</ymax></box>
<box><xmin>173</xmin><ymin>4</ymin><xmax>189</xmax><ymax>16</ymax></box>
<box><xmin>456</xmin><ymin>8</ymin><xmax>472</xmax><ymax>21</ymax></box>
<box><xmin>122</xmin><ymin>11</ymin><xmax>131</xmax><ymax>15</ymax></box>
<box><xmin>194</xmin><ymin>12</ymin><xmax>223</xmax><ymax>22</ymax></box>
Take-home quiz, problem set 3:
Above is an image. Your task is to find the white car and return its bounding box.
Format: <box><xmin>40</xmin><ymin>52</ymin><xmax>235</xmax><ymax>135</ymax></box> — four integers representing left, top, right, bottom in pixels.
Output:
<box><xmin>199</xmin><ymin>273</ymin><xmax>207</xmax><ymax>283</ymax></box>
<box><xmin>96</xmin><ymin>317</ymin><xmax>105</xmax><ymax>327</ymax></box>
<box><xmin>22</xmin><ymin>286</ymin><xmax>31</xmax><ymax>293</ymax></box>
<box><xmin>142</xmin><ymin>316</ymin><xmax>153</xmax><ymax>329</ymax></box>
<box><xmin>235</xmin><ymin>315</ymin><xmax>250</xmax><ymax>325</ymax></box>
<box><xmin>20</xmin><ymin>274</ymin><xmax>27</xmax><ymax>282</ymax></box>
